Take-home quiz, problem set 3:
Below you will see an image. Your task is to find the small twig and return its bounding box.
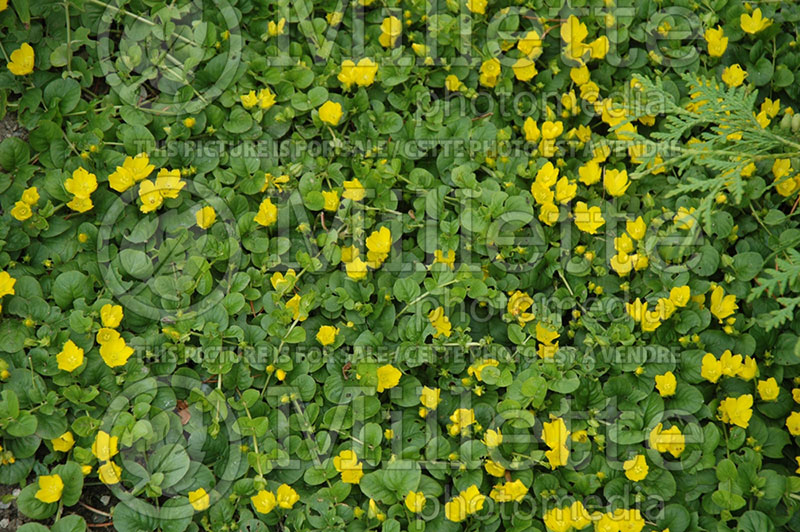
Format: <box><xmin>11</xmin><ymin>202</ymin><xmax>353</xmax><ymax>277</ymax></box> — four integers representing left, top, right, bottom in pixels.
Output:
<box><xmin>789</xmin><ymin>194</ymin><xmax>800</xmax><ymax>216</ymax></box>
<box><xmin>88</xmin><ymin>523</ymin><xmax>114</xmax><ymax>528</ymax></box>
<box><xmin>80</xmin><ymin>501</ymin><xmax>112</xmax><ymax>518</ymax></box>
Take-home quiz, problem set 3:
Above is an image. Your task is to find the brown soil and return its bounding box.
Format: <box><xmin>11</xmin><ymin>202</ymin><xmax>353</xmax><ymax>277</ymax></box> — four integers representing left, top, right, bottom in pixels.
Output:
<box><xmin>0</xmin><ymin>112</ymin><xmax>27</xmax><ymax>142</ymax></box>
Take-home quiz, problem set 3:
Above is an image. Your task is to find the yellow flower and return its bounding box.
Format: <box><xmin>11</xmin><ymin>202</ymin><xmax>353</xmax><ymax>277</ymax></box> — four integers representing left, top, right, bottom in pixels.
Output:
<box><xmin>405</xmin><ymin>491</ymin><xmax>426</xmax><ymax>513</ymax></box>
<box><xmin>428</xmin><ymin>306</ymin><xmax>452</xmax><ymax>338</ymax></box>
<box><xmin>433</xmin><ymin>249</ymin><xmax>456</xmax><ymax>269</ymax></box>
<box><xmin>196</xmin><ymin>206</ymin><xmax>216</xmax><ymax>229</ymax></box>
<box><xmin>251</xmin><ymin>490</ymin><xmax>277</xmax><ymax>514</ymax></box>
<box><xmin>445</xmin><ymin>494</ymin><xmax>467</xmax><ymax>522</ymax></box>
<box><xmin>285</xmin><ymin>293</ymin><xmax>306</xmax><ymax>321</ymax></box>
<box><xmin>518</xmin><ymin>30</ymin><xmax>543</xmax><ymax>59</ymax></box>
<box><xmin>378</xmin><ymin>16</ymin><xmax>402</xmax><ymax>47</ymax></box>
<box><xmin>189</xmin><ymin>488</ymin><xmax>210</xmax><ymax>511</ymax></box>
<box><xmin>460</xmin><ymin>485</ymin><xmax>485</xmax><ymax>514</ymax></box>
<box><xmin>257</xmin><ymin>88</ymin><xmax>276</xmax><ymax>110</ymax></box>
<box><xmin>483</xmin><ymin>428</ymin><xmax>502</xmax><ymax>448</ymax></box>
<box><xmin>445</xmin><ymin>74</ymin><xmax>462</xmax><ymax>92</ymax></box>
<box><xmin>649</xmin><ymin>423</ymin><xmax>685</xmax><ymax>457</ymax></box>
<box><xmin>604</xmin><ymin>168</ymin><xmax>630</xmax><ymax>197</ymax></box>
<box><xmin>126</xmin><ymin>153</ymin><xmax>155</xmax><ymax>182</ymax></box>
<box><xmin>539</xmin><ymin>202</ymin><xmax>560</xmax><ymax>226</ymax></box>
<box><xmin>138</xmin><ymin>179</ymin><xmax>163</xmax><ymax>213</ymax></box>
<box><xmin>722</xmin><ymin>64</ymin><xmax>747</xmax><ymax>88</ymax></box>
<box><xmin>615</xmin><ymin>234</ymin><xmax>634</xmax><ymax>255</ymax></box>
<box><xmin>573</xmin><ymin>201</ymin><xmax>605</xmax><ymax>234</ymax></box>
<box><xmin>241</xmin><ymin>90</ymin><xmax>259</xmax><ymax>108</ymax></box>
<box><xmin>466</xmin><ymin>0</ymin><xmax>487</xmax><ymax>15</ymax></box>
<box><xmin>535</xmin><ymin>322</ymin><xmax>559</xmax><ymax>345</ymax></box>
<box><xmin>669</xmin><ymin>286</ymin><xmax>690</xmax><ymax>307</ymax></box>
<box><xmin>34</xmin><ymin>474</ymin><xmax>63</xmax><ymax>504</ymax></box>
<box><xmin>153</xmin><ymin>168</ymin><xmax>184</xmax><ymax>199</ymax></box>
<box><xmin>542</xmin><ymin>418</ymin><xmax>570</xmax><ymax>451</ymax></box>
<box><xmin>610</xmin><ymin>252</ymin><xmax>634</xmax><ymax>277</ymax></box>
<box><xmin>254</xmin><ymin>198</ymin><xmax>278</xmax><ymax>227</ymax></box>
<box><xmin>268</xmin><ymin>18</ymin><xmax>286</xmax><ymax>37</ymax></box>
<box><xmin>787</xmin><ymin>412</ymin><xmax>800</xmax><ymax>435</ymax></box>
<box><xmin>626</xmin><ymin>298</ymin><xmax>647</xmax><ymax>322</ymax></box>
<box><xmin>570</xmin><ymin>65</ymin><xmax>590</xmax><ymax>85</ymax></box>
<box><xmin>701</xmin><ymin>353</ymin><xmax>722</xmax><ymax>383</ymax></box>
<box><xmin>420</xmin><ymin>386</ymin><xmax>441</xmax><ymax>409</ymax></box>
<box><xmin>704</xmin><ymin>26</ymin><xmax>728</xmax><ymax>58</ymax></box>
<box><xmin>507</xmin><ymin>290</ymin><xmax>535</xmax><ymax>325</ymax></box>
<box><xmin>489</xmin><ymin>479</ymin><xmax>527</xmax><ymax>503</ymax></box>
<box><xmin>578</xmin><ymin>161</ymin><xmax>602</xmax><ymax>185</ymax></box>
<box><xmin>100</xmin><ymin>303</ymin><xmax>123</xmax><ymax>328</ymax></box>
<box><xmin>758</xmin><ymin>378</ymin><xmax>779</xmax><ymax>402</ymax></box>
<box><xmin>449</xmin><ymin>408</ymin><xmax>476</xmax><ymax>435</ymax></box>
<box><xmin>57</xmin><ymin>339</ymin><xmax>84</xmax><ymax>372</ymax></box>
<box><xmin>719</xmin><ymin>394</ymin><xmax>753</xmax><ymax>428</ymax></box>
<box><xmin>762</xmin><ymin>97</ymin><xmax>781</xmax><ymax>118</ymax></box>
<box><xmin>21</xmin><ymin>186</ymin><xmax>39</xmax><ymax>205</ymax></box>
<box><xmin>338</xmin><ymin>58</ymin><xmax>378</xmax><ymax>88</ymax></box>
<box><xmin>276</xmin><ymin>484</ymin><xmax>299</xmax><ymax>509</ymax></box>
<box><xmin>589</xmin><ymin>36</ymin><xmax>609</xmax><ymax>59</ymax></box>
<box><xmin>719</xmin><ymin>350</ymin><xmax>741</xmax><ymax>378</ymax></box>
<box><xmin>342</xmin><ymin>178</ymin><xmax>366</xmax><ymax>201</ymax></box>
<box><xmin>376</xmin><ymin>364</ymin><xmax>401</xmax><ymax>392</ymax></box>
<box><xmin>365</xmin><ymin>226</ymin><xmax>392</xmax><ymax>268</ymax></box>
<box><xmin>531</xmin><ymin>180</ymin><xmax>554</xmax><ymax>205</ymax></box>
<box><xmin>674</xmin><ymin>206</ymin><xmax>696</xmax><ymax>229</ymax></box>
<box><xmin>319</xmin><ymin>101</ymin><xmax>343</xmax><ymax>125</ymax></box>
<box><xmin>322</xmin><ymin>190</ymin><xmax>340</xmax><ymax>211</ymax></box>
<box><xmin>710</xmin><ymin>285</ymin><xmax>737</xmax><ymax>322</ymax></box>
<box><xmin>346</xmin><ymin>257</ymin><xmax>368</xmax><ymax>280</ymax></box>
<box><xmin>316</xmin><ymin>325</ymin><xmax>339</xmax><ymax>346</ymax></box>
<box><xmin>561</xmin><ymin>15</ymin><xmax>589</xmax><ymax>61</ymax></box>
<box><xmin>623</xmin><ymin>454</ymin><xmax>648</xmax><ymax>481</ymax></box>
<box><xmin>541</xmin><ymin>121</ymin><xmax>564</xmax><ymax>140</ymax></box>
<box><xmin>479</xmin><ymin>58</ymin><xmax>501</xmax><ymax>88</ymax></box>
<box><xmin>51</xmin><ymin>432</ymin><xmax>75</xmax><ymax>453</ymax></box>
<box><xmin>67</xmin><ymin>196</ymin><xmax>93</xmax><ymax>213</ymax></box>
<box><xmin>65</xmin><ymin>168</ymin><xmax>98</xmax><ymax>199</ymax></box>
<box><xmin>7</xmin><ymin>43</ymin><xmax>34</xmax><ymax>76</ymax></box>
<box><xmin>98</xmin><ymin>461</ymin><xmax>121</xmax><ymax>485</ymax></box>
<box><xmin>512</xmin><ymin>57</ymin><xmax>538</xmax><ymax>82</ymax></box>
<box><xmin>108</xmin><ymin>167</ymin><xmax>135</xmax><ymax>193</ymax></box>
<box><xmin>333</xmin><ymin>449</ymin><xmax>364</xmax><ymax>484</ymax></box>
<box><xmin>523</xmin><ymin>117</ymin><xmax>540</xmax><ymax>142</ymax></box>
<box><xmin>99</xmin><ymin>335</ymin><xmax>134</xmax><ymax>368</ymax></box>
<box><xmin>740</xmin><ymin>8</ymin><xmax>771</xmax><ymax>34</ymax></box>
<box><xmin>739</xmin><ymin>357</ymin><xmax>758</xmax><ymax>381</ymax></box>
<box><xmin>468</xmin><ymin>359</ymin><xmax>499</xmax><ymax>382</ymax></box>
<box><xmin>543</xmin><ymin>506</ymin><xmax>572</xmax><ymax>532</ymax></box>
<box><xmin>655</xmin><ymin>371</ymin><xmax>676</xmax><ymax>397</ymax></box>
<box><xmin>81</xmin><ymin>465</ymin><xmax>92</xmax><ymax>476</ymax></box>
<box><xmin>485</xmin><ymin>459</ymin><xmax>505</xmax><ymax>477</ymax></box>
<box><xmin>11</xmin><ymin>201</ymin><xmax>32</xmax><ymax>221</ymax></box>
<box><xmin>641</xmin><ymin>309</ymin><xmax>662</xmax><ymax>332</ymax></box>
<box><xmin>92</xmin><ymin>431</ymin><xmax>119</xmax><ymax>461</ymax></box>
<box><xmin>183</xmin><ymin>117</ymin><xmax>196</xmax><ymax>129</ymax></box>
<box><xmin>554</xmin><ymin>177</ymin><xmax>577</xmax><ymax>204</ymax></box>
<box><xmin>96</xmin><ymin>327</ymin><xmax>120</xmax><ymax>345</ymax></box>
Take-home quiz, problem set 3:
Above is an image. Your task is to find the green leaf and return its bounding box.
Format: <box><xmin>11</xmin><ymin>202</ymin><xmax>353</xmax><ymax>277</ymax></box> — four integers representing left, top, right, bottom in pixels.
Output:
<box><xmin>393</xmin><ymin>277</ymin><xmax>421</xmax><ymax>304</ymax></box>
<box><xmin>51</xmin><ymin>515</ymin><xmax>88</xmax><ymax>532</ymax></box>
<box><xmin>119</xmin><ymin>249</ymin><xmax>154</xmax><ymax>279</ymax></box>
<box><xmin>16</xmin><ymin>483</ymin><xmax>57</xmax><ymax>520</ymax></box>
<box><xmin>53</xmin><ymin>462</ymin><xmax>84</xmax><ymax>507</ymax></box>
<box><xmin>0</xmin><ymin>137</ymin><xmax>30</xmax><ymax>171</ymax></box>
<box><xmin>733</xmin><ymin>252</ymin><xmax>763</xmax><ymax>282</ymax></box>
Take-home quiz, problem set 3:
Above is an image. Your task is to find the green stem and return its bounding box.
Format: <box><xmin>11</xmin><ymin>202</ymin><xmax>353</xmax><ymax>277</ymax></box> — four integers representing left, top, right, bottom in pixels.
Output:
<box><xmin>397</xmin><ymin>279</ymin><xmax>459</xmax><ymax>316</ymax></box>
